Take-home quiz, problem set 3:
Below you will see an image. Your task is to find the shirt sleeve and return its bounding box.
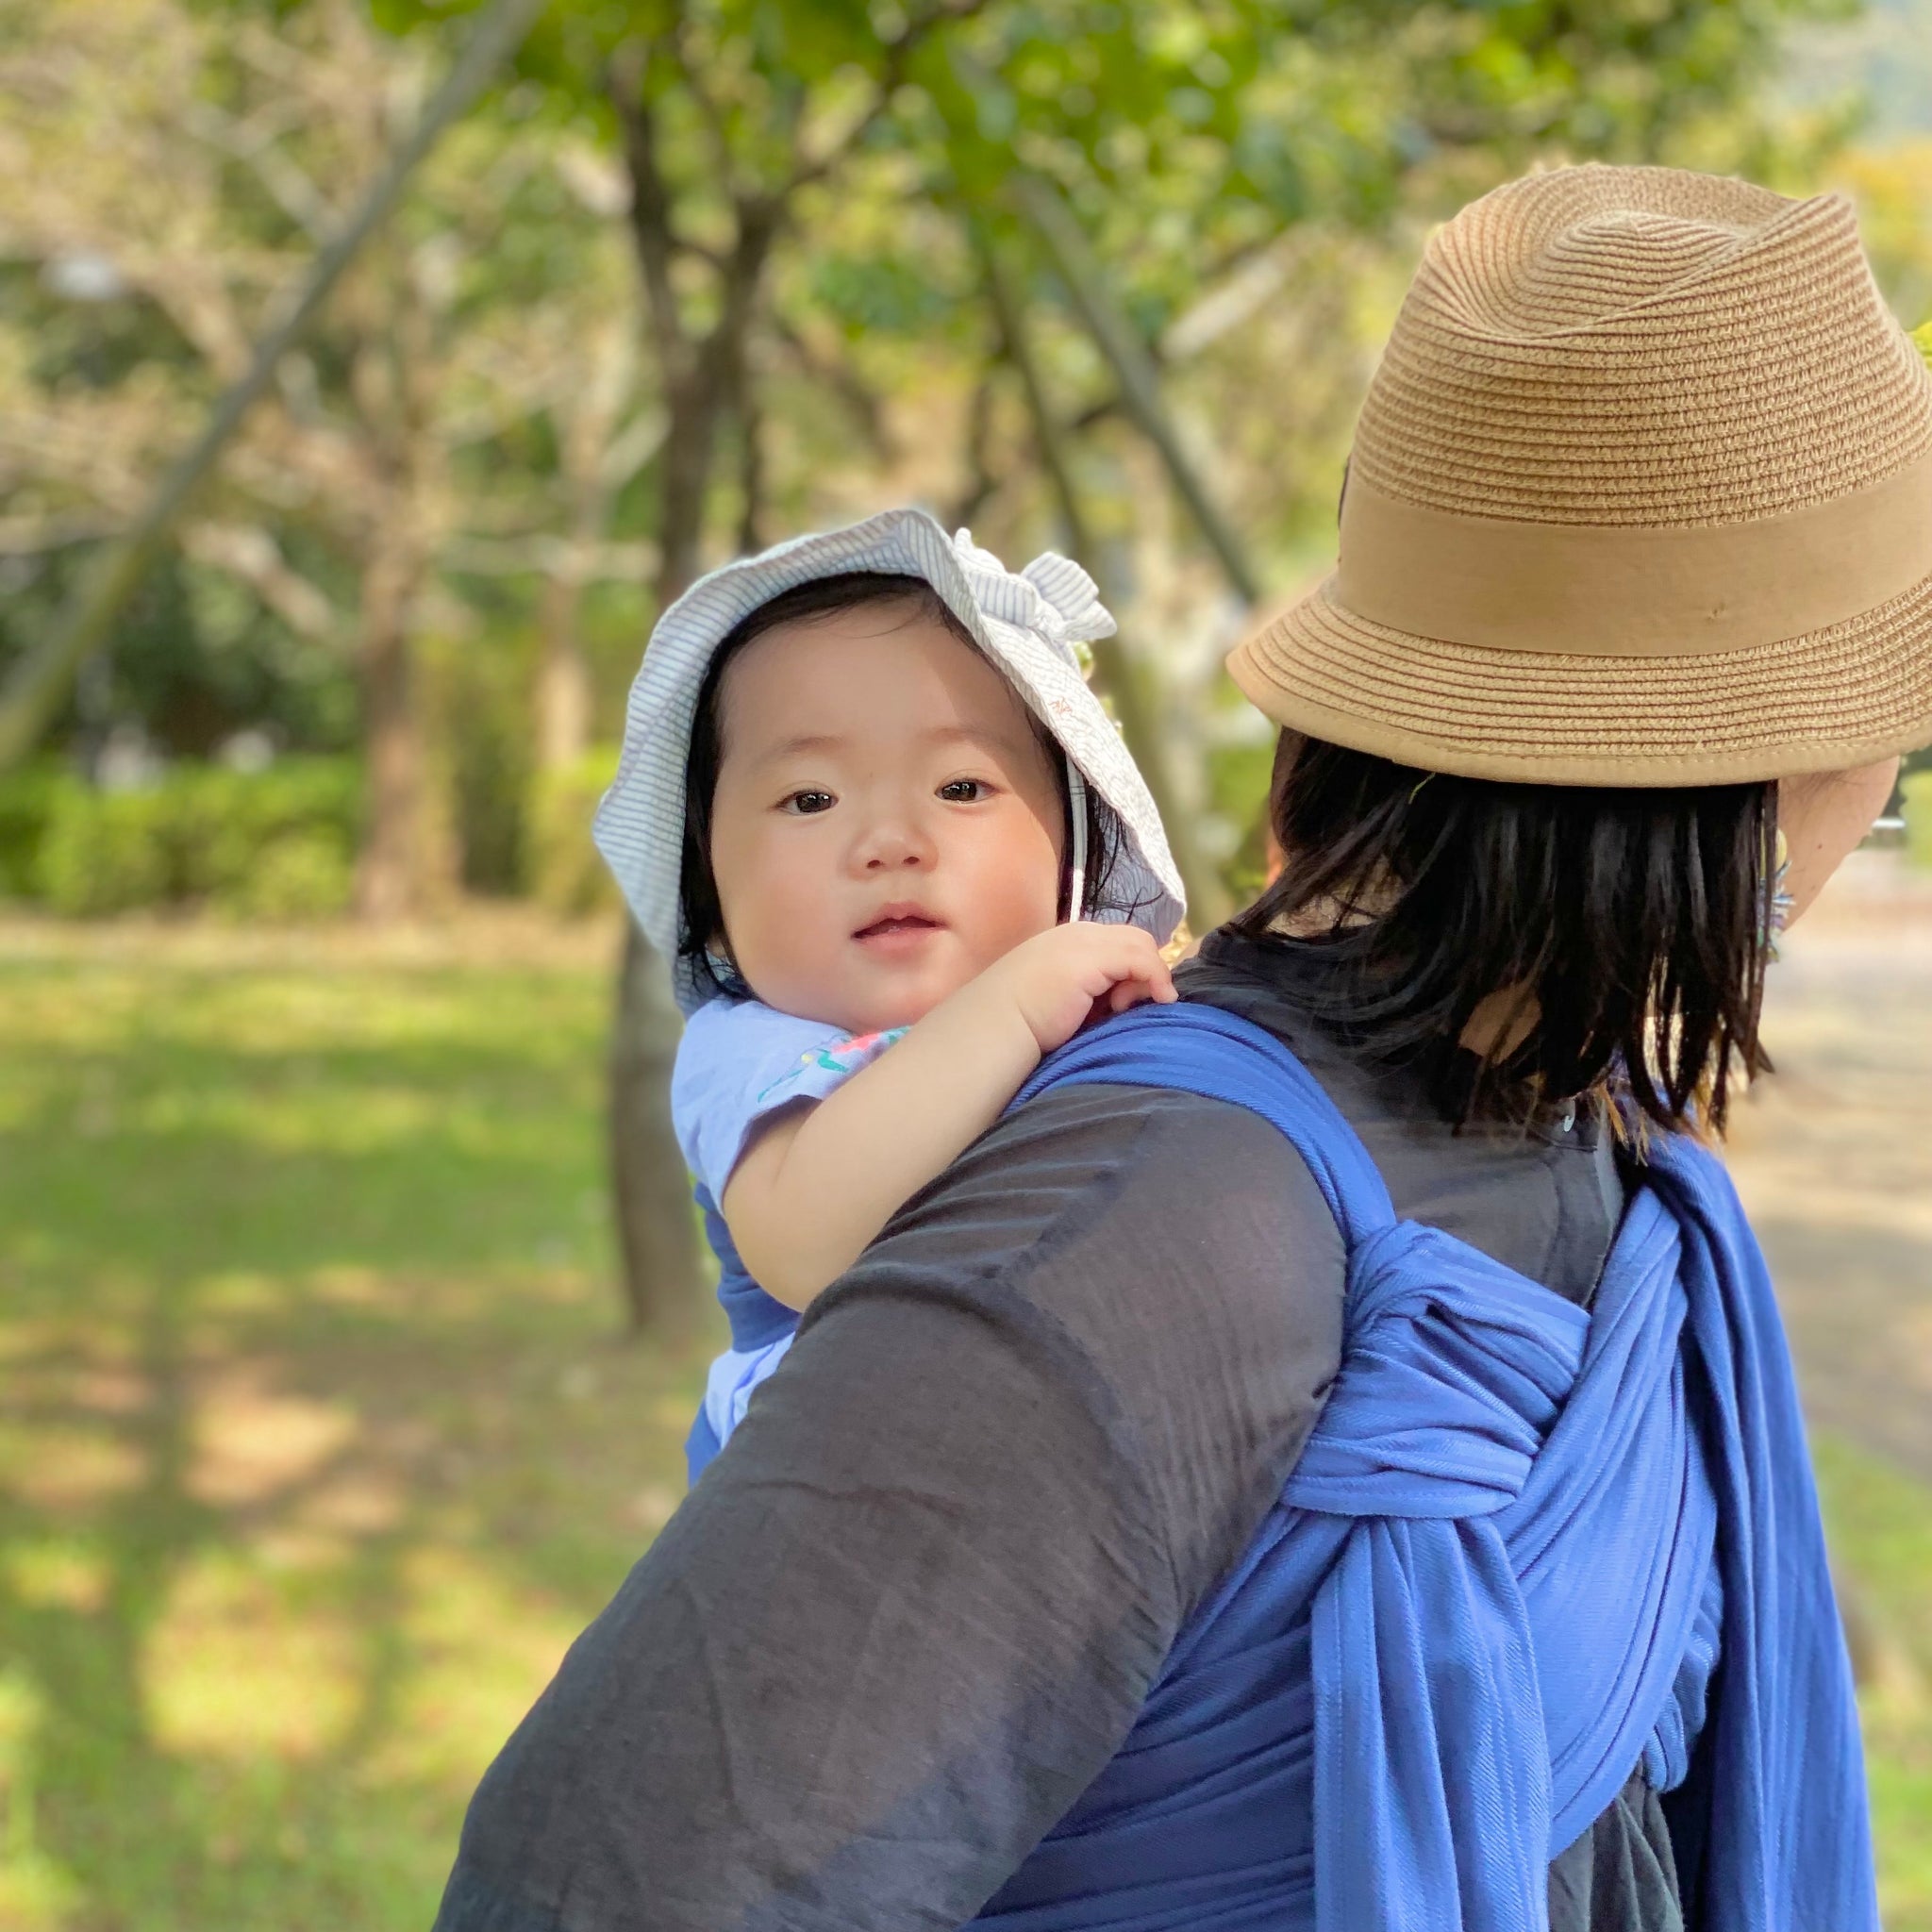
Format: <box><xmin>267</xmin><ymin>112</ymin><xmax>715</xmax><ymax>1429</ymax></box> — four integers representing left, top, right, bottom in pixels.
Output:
<box><xmin>670</xmin><ymin>998</ymin><xmax>909</xmax><ymax>1201</ymax></box>
<box><xmin>432</xmin><ymin>1081</ymin><xmax>1345</xmax><ymax>1932</ymax></box>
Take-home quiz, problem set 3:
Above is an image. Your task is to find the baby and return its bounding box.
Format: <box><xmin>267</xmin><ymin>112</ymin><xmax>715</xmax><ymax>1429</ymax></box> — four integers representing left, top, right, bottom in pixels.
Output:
<box><xmin>593</xmin><ymin>510</ymin><xmax>1186</xmax><ymax>1478</ymax></box>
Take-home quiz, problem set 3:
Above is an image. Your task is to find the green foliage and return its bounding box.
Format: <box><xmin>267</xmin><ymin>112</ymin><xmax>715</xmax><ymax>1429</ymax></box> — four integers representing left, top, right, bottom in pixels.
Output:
<box><xmin>0</xmin><ymin>536</ymin><xmax>356</xmax><ymax>773</ymax></box>
<box><xmin>28</xmin><ymin>759</ymin><xmax>362</xmax><ymax>920</ymax></box>
<box><xmin>0</xmin><ymin>764</ymin><xmax>66</xmax><ymax>901</ymax></box>
<box><xmin>221</xmin><ymin>827</ymin><xmax>358</xmax><ymax>922</ymax></box>
<box><xmin>20</xmin><ymin>0</ymin><xmax>1879</xmax><ymax>919</ymax></box>
<box><xmin>528</xmin><ymin>746</ymin><xmax>621</xmax><ymax>917</ymax></box>
<box><xmin>1207</xmin><ymin>727</ymin><xmax>1279</xmax><ymax>908</ymax></box>
<box><xmin>37</xmin><ymin>789</ymin><xmax>175</xmax><ymax>918</ymax></box>
<box><xmin>1902</xmin><ymin>767</ymin><xmax>1932</xmax><ymax>871</ymax></box>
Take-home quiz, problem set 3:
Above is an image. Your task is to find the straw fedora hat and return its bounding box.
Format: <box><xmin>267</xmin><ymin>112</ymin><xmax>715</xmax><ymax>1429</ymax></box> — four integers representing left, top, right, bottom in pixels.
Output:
<box><xmin>1228</xmin><ymin>164</ymin><xmax>1932</xmax><ymax>785</ymax></box>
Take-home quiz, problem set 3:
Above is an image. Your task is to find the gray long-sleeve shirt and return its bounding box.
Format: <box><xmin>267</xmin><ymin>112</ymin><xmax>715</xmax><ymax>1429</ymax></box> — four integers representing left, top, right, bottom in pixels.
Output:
<box><xmin>433</xmin><ymin>930</ymin><xmax>1685</xmax><ymax>1931</ymax></box>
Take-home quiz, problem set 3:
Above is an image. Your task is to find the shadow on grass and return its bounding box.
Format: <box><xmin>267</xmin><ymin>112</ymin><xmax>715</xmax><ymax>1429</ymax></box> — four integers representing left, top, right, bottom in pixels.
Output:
<box><xmin>0</xmin><ymin>939</ymin><xmax>714</xmax><ymax>1931</ymax></box>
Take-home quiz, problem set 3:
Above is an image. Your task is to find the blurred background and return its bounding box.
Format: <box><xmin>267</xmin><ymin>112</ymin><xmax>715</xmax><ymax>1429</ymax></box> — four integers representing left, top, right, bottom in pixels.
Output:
<box><xmin>2</xmin><ymin>0</ymin><xmax>1931</xmax><ymax>1924</ymax></box>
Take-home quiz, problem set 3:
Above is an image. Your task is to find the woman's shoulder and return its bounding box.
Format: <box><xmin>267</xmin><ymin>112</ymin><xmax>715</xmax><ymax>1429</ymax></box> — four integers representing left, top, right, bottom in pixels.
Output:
<box><xmin>845</xmin><ymin>1074</ymin><xmax>1350</xmax><ymax>1582</ymax></box>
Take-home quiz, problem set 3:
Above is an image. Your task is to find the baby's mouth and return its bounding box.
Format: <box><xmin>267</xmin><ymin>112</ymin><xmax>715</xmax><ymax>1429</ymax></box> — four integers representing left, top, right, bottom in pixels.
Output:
<box><xmin>854</xmin><ymin>908</ymin><xmax>944</xmax><ymax>941</ymax></box>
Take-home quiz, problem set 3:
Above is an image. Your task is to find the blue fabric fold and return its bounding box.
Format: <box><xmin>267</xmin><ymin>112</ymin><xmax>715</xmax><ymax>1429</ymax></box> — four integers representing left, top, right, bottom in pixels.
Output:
<box><xmin>969</xmin><ymin>1002</ymin><xmax>1874</xmax><ymax>1932</ymax></box>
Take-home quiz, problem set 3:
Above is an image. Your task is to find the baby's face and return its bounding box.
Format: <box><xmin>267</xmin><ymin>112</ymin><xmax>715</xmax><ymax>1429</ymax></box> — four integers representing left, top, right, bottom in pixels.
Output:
<box><xmin>707</xmin><ymin>603</ymin><xmax>1065</xmax><ymax>1033</ymax></box>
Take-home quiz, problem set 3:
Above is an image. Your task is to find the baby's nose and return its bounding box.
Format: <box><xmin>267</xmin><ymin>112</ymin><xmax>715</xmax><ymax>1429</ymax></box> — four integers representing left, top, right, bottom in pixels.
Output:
<box><xmin>858</xmin><ymin>818</ymin><xmax>934</xmax><ymax>869</ymax></box>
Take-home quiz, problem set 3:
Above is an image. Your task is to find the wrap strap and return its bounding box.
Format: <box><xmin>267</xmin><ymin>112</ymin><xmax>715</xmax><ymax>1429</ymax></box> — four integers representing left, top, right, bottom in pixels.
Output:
<box><xmin>1016</xmin><ymin>1004</ymin><xmax>1868</xmax><ymax>1932</ymax></box>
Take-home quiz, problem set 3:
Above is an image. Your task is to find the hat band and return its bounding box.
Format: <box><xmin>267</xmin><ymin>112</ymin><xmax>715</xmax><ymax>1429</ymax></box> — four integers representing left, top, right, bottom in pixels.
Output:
<box><xmin>1335</xmin><ymin>447</ymin><xmax>1932</xmax><ymax>658</ymax></box>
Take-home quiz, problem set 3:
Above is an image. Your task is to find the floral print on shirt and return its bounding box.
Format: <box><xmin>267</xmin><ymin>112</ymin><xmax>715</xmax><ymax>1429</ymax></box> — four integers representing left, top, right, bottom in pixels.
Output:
<box><xmin>756</xmin><ymin>1025</ymin><xmax>909</xmax><ymax>1105</ymax></box>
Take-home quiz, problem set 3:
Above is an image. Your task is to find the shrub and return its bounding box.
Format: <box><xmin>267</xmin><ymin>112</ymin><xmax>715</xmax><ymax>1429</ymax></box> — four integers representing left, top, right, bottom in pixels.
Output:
<box><xmin>528</xmin><ymin>746</ymin><xmax>621</xmax><ymax>917</ymax></box>
<box><xmin>220</xmin><ymin>827</ymin><xmax>355</xmax><ymax>922</ymax></box>
<box><xmin>1904</xmin><ymin>769</ymin><xmax>1932</xmax><ymax>873</ymax></box>
<box><xmin>26</xmin><ymin>757</ymin><xmax>361</xmax><ymax>920</ymax></box>
<box><xmin>0</xmin><ymin>762</ymin><xmax>63</xmax><ymax>900</ymax></box>
<box><xmin>171</xmin><ymin>759</ymin><xmax>361</xmax><ymax>906</ymax></box>
<box><xmin>38</xmin><ymin>787</ymin><xmax>175</xmax><ymax>916</ymax></box>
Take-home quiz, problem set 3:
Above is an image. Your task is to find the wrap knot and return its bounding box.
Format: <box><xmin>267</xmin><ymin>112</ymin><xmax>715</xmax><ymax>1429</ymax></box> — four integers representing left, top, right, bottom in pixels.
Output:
<box><xmin>1283</xmin><ymin>1220</ymin><xmax>1591</xmax><ymax>1522</ymax></box>
<box><xmin>950</xmin><ymin>527</ymin><xmax>1117</xmax><ymax>668</ymax></box>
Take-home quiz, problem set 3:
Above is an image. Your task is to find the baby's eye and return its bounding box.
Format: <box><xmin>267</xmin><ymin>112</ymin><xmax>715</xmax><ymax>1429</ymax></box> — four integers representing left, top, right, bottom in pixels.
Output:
<box><xmin>939</xmin><ymin>778</ymin><xmax>992</xmax><ymax>803</ymax></box>
<box><xmin>782</xmin><ymin>790</ymin><xmax>837</xmax><ymax>816</ymax></box>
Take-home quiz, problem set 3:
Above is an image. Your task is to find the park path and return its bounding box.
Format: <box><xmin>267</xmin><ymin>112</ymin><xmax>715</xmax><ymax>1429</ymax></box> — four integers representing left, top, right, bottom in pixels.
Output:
<box><xmin>1724</xmin><ymin>852</ymin><xmax>1932</xmax><ymax>1484</ymax></box>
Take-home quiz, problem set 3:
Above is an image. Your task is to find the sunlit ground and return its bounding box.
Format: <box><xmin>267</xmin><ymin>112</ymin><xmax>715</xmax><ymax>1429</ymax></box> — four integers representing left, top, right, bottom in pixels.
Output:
<box><xmin>0</xmin><ymin>913</ymin><xmax>708</xmax><ymax>1930</ymax></box>
<box><xmin>0</xmin><ymin>897</ymin><xmax>1927</xmax><ymax>1929</ymax></box>
<box><xmin>1728</xmin><ymin>851</ymin><xmax>1932</xmax><ymax>1925</ymax></box>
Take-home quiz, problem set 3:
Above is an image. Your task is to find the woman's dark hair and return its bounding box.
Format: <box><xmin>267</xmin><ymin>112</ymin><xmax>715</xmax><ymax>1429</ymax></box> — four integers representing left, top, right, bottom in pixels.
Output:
<box><xmin>1232</xmin><ymin>732</ymin><xmax>1777</xmax><ymax>1134</ymax></box>
<box><xmin>678</xmin><ymin>571</ymin><xmax>1120</xmax><ymax>1004</ymax></box>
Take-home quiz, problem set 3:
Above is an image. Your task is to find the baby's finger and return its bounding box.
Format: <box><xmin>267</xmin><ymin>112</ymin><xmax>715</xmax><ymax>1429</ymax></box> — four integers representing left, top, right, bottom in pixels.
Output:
<box><xmin>1123</xmin><ymin>952</ymin><xmax>1177</xmax><ymax>1003</ymax></box>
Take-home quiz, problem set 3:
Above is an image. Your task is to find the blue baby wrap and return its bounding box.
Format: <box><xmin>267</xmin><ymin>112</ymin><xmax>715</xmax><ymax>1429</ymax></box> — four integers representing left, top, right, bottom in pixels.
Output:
<box><xmin>692</xmin><ymin>1002</ymin><xmax>1875</xmax><ymax>1929</ymax></box>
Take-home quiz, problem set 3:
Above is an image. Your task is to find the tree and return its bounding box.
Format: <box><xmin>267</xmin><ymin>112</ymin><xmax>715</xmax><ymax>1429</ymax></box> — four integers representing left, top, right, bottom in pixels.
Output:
<box><xmin>0</xmin><ymin>0</ymin><xmax>636</xmax><ymax>912</ymax></box>
<box><xmin>4</xmin><ymin>0</ymin><xmax>1857</xmax><ymax>1332</ymax></box>
<box><xmin>544</xmin><ymin>0</ymin><xmax>1851</xmax><ymax>1329</ymax></box>
<box><xmin>598</xmin><ymin>4</ymin><xmax>1003</xmax><ymax>1331</ymax></box>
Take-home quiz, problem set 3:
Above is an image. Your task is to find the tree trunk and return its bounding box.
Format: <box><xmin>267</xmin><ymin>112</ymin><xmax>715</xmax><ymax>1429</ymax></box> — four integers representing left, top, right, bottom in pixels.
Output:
<box><xmin>354</xmin><ymin>532</ymin><xmax>427</xmax><ymax>922</ymax></box>
<box><xmin>603</xmin><ymin>65</ymin><xmax>781</xmax><ymax>1334</ymax></box>
<box><xmin>608</xmin><ymin>917</ymin><xmax>705</xmax><ymax>1337</ymax></box>
<box><xmin>535</xmin><ymin>566</ymin><xmax>592</xmax><ymax>774</ymax></box>
<box><xmin>604</xmin><ymin>378</ymin><xmax>717</xmax><ymax>1333</ymax></box>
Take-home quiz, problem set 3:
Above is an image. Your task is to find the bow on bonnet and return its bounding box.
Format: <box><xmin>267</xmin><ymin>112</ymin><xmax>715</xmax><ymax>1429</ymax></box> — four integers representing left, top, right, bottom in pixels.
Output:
<box><xmin>949</xmin><ymin>529</ymin><xmax>1118</xmax><ymax>666</ymax></box>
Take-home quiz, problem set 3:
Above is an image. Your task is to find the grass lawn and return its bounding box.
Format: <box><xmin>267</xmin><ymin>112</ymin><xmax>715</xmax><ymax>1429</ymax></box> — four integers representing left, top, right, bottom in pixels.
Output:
<box><xmin>1815</xmin><ymin>1436</ymin><xmax>1932</xmax><ymax>1930</ymax></box>
<box><xmin>0</xmin><ymin>918</ymin><xmax>711</xmax><ymax>1931</ymax></box>
<box><xmin>0</xmin><ymin>916</ymin><xmax>1926</xmax><ymax>1928</ymax></box>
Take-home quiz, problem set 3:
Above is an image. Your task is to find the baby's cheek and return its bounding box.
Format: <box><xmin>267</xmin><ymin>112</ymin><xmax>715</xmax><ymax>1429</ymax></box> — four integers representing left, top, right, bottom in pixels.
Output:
<box><xmin>959</xmin><ymin>862</ymin><xmax>1063</xmax><ymax>967</ymax></box>
<box><xmin>722</xmin><ymin>863</ymin><xmax>845</xmax><ymax>1006</ymax></box>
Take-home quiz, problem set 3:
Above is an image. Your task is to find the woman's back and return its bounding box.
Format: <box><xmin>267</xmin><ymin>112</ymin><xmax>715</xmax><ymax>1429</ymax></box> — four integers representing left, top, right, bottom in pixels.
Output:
<box><xmin>973</xmin><ymin>933</ymin><xmax>1681</xmax><ymax>1932</ymax></box>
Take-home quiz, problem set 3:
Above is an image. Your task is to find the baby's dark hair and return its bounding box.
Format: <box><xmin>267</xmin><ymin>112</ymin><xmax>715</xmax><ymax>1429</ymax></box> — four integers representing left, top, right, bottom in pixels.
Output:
<box><xmin>677</xmin><ymin>570</ymin><xmax>1120</xmax><ymax>1003</ymax></box>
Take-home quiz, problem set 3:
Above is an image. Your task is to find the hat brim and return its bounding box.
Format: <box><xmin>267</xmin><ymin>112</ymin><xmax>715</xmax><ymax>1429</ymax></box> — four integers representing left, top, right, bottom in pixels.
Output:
<box><xmin>1228</xmin><ymin>570</ymin><xmax>1932</xmax><ymax>786</ymax></box>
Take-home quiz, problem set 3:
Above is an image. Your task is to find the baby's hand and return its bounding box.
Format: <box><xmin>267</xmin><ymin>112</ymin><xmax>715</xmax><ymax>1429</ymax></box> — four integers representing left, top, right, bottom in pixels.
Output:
<box><xmin>985</xmin><ymin>924</ymin><xmax>1178</xmax><ymax>1058</ymax></box>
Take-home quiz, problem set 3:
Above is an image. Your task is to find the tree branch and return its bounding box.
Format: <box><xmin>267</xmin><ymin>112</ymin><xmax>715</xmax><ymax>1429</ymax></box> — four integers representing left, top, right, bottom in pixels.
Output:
<box><xmin>597</xmin><ymin>406</ymin><xmax>669</xmax><ymax>494</ymax></box>
<box><xmin>979</xmin><ymin>226</ymin><xmax>1229</xmax><ymax>925</ymax></box>
<box><xmin>663</xmin><ymin>6</ymin><xmax>738</xmax><ymax>191</ymax></box>
<box><xmin>608</xmin><ymin>44</ymin><xmax>690</xmax><ymax>375</ymax></box>
<box><xmin>944</xmin><ymin>359</ymin><xmax>1001</xmax><ymax>530</ymax></box>
<box><xmin>785</xmin><ymin>0</ymin><xmax>991</xmax><ymax>192</ymax></box>
<box><xmin>1013</xmin><ymin>173</ymin><xmax>1261</xmax><ymax>607</ymax></box>
<box><xmin>179</xmin><ymin>519</ymin><xmax>337</xmax><ymax>636</ymax></box>
<box><xmin>0</xmin><ymin>0</ymin><xmax>550</xmax><ymax>771</ymax></box>
<box><xmin>182</xmin><ymin>101</ymin><xmax>337</xmax><ymax>243</ymax></box>
<box><xmin>442</xmin><ymin>532</ymin><xmax>658</xmax><ymax>581</ymax></box>
<box><xmin>0</xmin><ymin>513</ymin><xmax>121</xmax><ymax>557</ymax></box>
<box><xmin>770</xmin><ymin>314</ymin><xmax>894</xmax><ymax>460</ymax></box>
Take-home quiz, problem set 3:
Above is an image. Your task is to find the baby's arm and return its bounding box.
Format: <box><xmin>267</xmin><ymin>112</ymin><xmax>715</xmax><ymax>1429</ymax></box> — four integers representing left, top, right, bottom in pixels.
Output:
<box><xmin>723</xmin><ymin>924</ymin><xmax>1176</xmax><ymax>1309</ymax></box>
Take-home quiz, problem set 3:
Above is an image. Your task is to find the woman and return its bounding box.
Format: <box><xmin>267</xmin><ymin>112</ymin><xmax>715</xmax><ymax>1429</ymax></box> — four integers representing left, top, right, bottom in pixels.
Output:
<box><xmin>434</xmin><ymin>165</ymin><xmax>1923</xmax><ymax>1930</ymax></box>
